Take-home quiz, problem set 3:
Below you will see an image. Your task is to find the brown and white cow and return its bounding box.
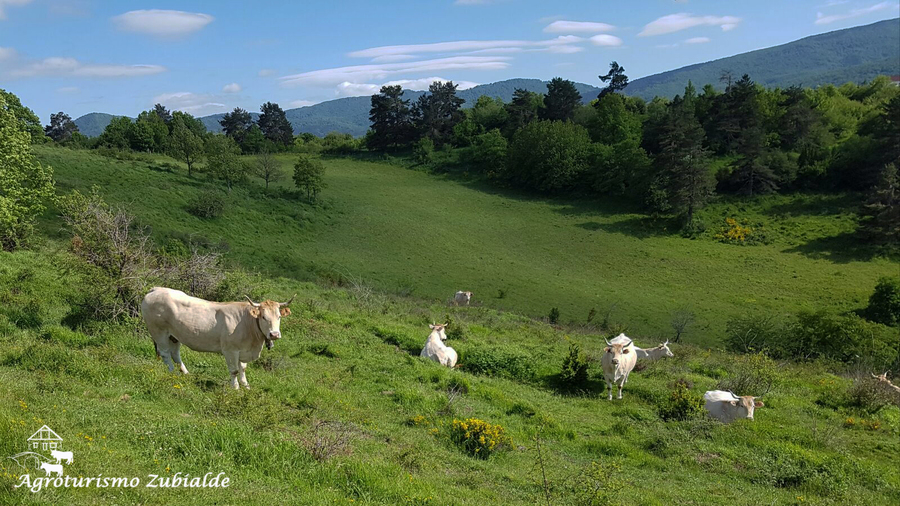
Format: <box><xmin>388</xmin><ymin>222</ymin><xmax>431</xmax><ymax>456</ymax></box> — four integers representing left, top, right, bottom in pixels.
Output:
<box><xmin>703</xmin><ymin>390</ymin><xmax>764</xmax><ymax>423</ymax></box>
<box><xmin>140</xmin><ymin>287</ymin><xmax>294</xmax><ymax>389</ymax></box>
<box><xmin>453</xmin><ymin>291</ymin><xmax>473</xmax><ymax>306</ymax></box>
<box><xmin>601</xmin><ymin>335</ymin><xmax>637</xmax><ymax>400</ymax></box>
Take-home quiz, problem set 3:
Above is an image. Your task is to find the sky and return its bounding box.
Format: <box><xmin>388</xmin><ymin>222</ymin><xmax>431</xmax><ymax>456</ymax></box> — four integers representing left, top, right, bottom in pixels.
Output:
<box><xmin>1</xmin><ymin>0</ymin><xmax>898</xmax><ymax>122</ymax></box>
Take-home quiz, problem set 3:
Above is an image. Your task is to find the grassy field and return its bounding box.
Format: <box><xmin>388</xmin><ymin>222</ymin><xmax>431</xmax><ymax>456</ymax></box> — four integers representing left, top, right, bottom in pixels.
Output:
<box><xmin>1</xmin><ymin>244</ymin><xmax>899</xmax><ymax>505</ymax></box>
<box><xmin>34</xmin><ymin>146</ymin><xmax>899</xmax><ymax>347</ymax></box>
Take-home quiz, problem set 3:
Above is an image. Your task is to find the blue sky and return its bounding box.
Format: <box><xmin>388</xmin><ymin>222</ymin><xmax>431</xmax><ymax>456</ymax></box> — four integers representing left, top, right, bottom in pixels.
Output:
<box><xmin>1</xmin><ymin>0</ymin><xmax>898</xmax><ymax>122</ymax></box>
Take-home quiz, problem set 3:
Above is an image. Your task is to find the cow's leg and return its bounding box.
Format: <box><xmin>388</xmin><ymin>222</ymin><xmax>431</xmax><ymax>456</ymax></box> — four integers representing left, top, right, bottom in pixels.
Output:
<box><xmin>239</xmin><ymin>362</ymin><xmax>249</xmax><ymax>389</ymax></box>
<box><xmin>171</xmin><ymin>342</ymin><xmax>189</xmax><ymax>375</ymax></box>
<box><xmin>223</xmin><ymin>351</ymin><xmax>241</xmax><ymax>390</ymax></box>
<box><xmin>606</xmin><ymin>380</ymin><xmax>613</xmax><ymax>401</ymax></box>
<box><xmin>617</xmin><ymin>380</ymin><xmax>624</xmax><ymax>400</ymax></box>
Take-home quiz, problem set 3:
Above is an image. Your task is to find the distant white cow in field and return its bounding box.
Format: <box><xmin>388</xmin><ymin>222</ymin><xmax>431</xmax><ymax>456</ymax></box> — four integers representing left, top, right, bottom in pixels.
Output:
<box><xmin>601</xmin><ymin>334</ymin><xmax>637</xmax><ymax>400</ymax></box>
<box><xmin>635</xmin><ymin>340</ymin><xmax>674</xmax><ymax>361</ymax></box>
<box><xmin>703</xmin><ymin>390</ymin><xmax>764</xmax><ymax>423</ymax></box>
<box><xmin>453</xmin><ymin>291</ymin><xmax>473</xmax><ymax>306</ymax></box>
<box><xmin>40</xmin><ymin>462</ymin><xmax>63</xmax><ymax>477</ymax></box>
<box><xmin>420</xmin><ymin>323</ymin><xmax>458</xmax><ymax>367</ymax></box>
<box><xmin>872</xmin><ymin>372</ymin><xmax>900</xmax><ymax>394</ymax></box>
<box><xmin>50</xmin><ymin>450</ymin><xmax>73</xmax><ymax>464</ymax></box>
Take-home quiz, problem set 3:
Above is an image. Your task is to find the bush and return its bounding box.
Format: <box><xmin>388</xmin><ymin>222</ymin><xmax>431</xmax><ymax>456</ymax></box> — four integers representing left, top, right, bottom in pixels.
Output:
<box><xmin>463</xmin><ymin>346</ymin><xmax>534</xmax><ymax>381</ymax></box>
<box><xmin>717</xmin><ymin>352</ymin><xmax>779</xmax><ymax>397</ymax></box>
<box><xmin>658</xmin><ymin>379</ymin><xmax>705</xmax><ymax>421</ymax></box>
<box><xmin>321</xmin><ymin>132</ymin><xmax>359</xmax><ymax>155</ymax></box>
<box><xmin>506</xmin><ymin>120</ymin><xmax>592</xmax><ymax>192</ymax></box>
<box><xmin>449</xmin><ymin>418</ymin><xmax>511</xmax><ymax>459</ymax></box>
<box><xmin>791</xmin><ymin>310</ymin><xmax>897</xmax><ymax>369</ymax></box>
<box><xmin>466</xmin><ymin>129</ymin><xmax>507</xmax><ymax>174</ymax></box>
<box><xmin>846</xmin><ymin>378</ymin><xmax>897</xmax><ymax>414</ymax></box>
<box><xmin>559</xmin><ymin>344</ymin><xmax>590</xmax><ymax>390</ymax></box>
<box><xmin>413</xmin><ymin>137</ymin><xmax>434</xmax><ymax>165</ymax></box>
<box><xmin>187</xmin><ymin>190</ymin><xmax>226</xmax><ymax>218</ymax></box>
<box><xmin>724</xmin><ymin>314</ymin><xmax>784</xmax><ymax>354</ymax></box>
<box><xmin>866</xmin><ymin>276</ymin><xmax>900</xmax><ymax>326</ymax></box>
<box><xmin>570</xmin><ymin>459</ymin><xmax>627</xmax><ymax>506</ymax></box>
<box><xmin>548</xmin><ymin>307</ymin><xmax>560</xmax><ymax>324</ymax></box>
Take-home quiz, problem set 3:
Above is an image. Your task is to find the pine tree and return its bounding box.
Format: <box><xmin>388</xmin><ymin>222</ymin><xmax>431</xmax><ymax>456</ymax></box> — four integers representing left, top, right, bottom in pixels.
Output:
<box><xmin>368</xmin><ymin>85</ymin><xmax>414</xmax><ymax>150</ymax></box>
<box><xmin>860</xmin><ymin>163</ymin><xmax>900</xmax><ymax>244</ymax></box>
<box><xmin>541</xmin><ymin>77</ymin><xmax>582</xmax><ymax>122</ymax></box>
<box><xmin>258</xmin><ymin>102</ymin><xmax>294</xmax><ymax>146</ymax></box>
<box><xmin>219</xmin><ymin>108</ymin><xmax>253</xmax><ymax>145</ymax></box>
<box><xmin>412</xmin><ymin>81</ymin><xmax>465</xmax><ymax>145</ymax></box>
<box><xmin>44</xmin><ymin>112</ymin><xmax>79</xmax><ymax>142</ymax></box>
<box><xmin>597</xmin><ymin>61</ymin><xmax>628</xmax><ymax>100</ymax></box>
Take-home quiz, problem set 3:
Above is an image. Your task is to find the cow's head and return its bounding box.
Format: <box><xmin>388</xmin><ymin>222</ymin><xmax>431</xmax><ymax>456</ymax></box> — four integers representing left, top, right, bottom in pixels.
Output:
<box><xmin>604</xmin><ymin>338</ymin><xmax>633</xmax><ymax>366</ymax></box>
<box><xmin>727</xmin><ymin>394</ymin><xmax>764</xmax><ymax>420</ymax></box>
<box><xmin>659</xmin><ymin>340</ymin><xmax>674</xmax><ymax>358</ymax></box>
<box><xmin>465</xmin><ymin>291</ymin><xmax>473</xmax><ymax>298</ymax></box>
<box><xmin>246</xmin><ymin>295</ymin><xmax>294</xmax><ymax>341</ymax></box>
<box><xmin>429</xmin><ymin>323</ymin><xmax>448</xmax><ymax>340</ymax></box>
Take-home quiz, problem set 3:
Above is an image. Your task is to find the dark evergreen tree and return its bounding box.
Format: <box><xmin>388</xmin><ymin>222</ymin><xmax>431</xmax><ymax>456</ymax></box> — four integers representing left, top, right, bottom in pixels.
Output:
<box><xmin>368</xmin><ymin>85</ymin><xmax>414</xmax><ymax>150</ymax></box>
<box><xmin>860</xmin><ymin>163</ymin><xmax>900</xmax><ymax>244</ymax></box>
<box><xmin>597</xmin><ymin>61</ymin><xmax>628</xmax><ymax>100</ymax></box>
<box><xmin>153</xmin><ymin>103</ymin><xmax>172</xmax><ymax>124</ymax></box>
<box><xmin>412</xmin><ymin>81</ymin><xmax>465</xmax><ymax>145</ymax></box>
<box><xmin>219</xmin><ymin>107</ymin><xmax>253</xmax><ymax>145</ymax></box>
<box><xmin>504</xmin><ymin>88</ymin><xmax>543</xmax><ymax>134</ymax></box>
<box><xmin>44</xmin><ymin>112</ymin><xmax>79</xmax><ymax>142</ymax></box>
<box><xmin>541</xmin><ymin>77</ymin><xmax>582</xmax><ymax>122</ymax></box>
<box><xmin>258</xmin><ymin>102</ymin><xmax>294</xmax><ymax>146</ymax></box>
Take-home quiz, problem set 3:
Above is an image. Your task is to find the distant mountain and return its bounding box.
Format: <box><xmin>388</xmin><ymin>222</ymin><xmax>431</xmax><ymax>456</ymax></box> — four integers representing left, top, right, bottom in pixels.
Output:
<box><xmin>626</xmin><ymin>18</ymin><xmax>900</xmax><ymax>100</ymax></box>
<box><xmin>73</xmin><ymin>112</ymin><xmax>130</xmax><ymax>137</ymax></box>
<box><xmin>75</xmin><ymin>19</ymin><xmax>899</xmax><ymax>138</ymax></box>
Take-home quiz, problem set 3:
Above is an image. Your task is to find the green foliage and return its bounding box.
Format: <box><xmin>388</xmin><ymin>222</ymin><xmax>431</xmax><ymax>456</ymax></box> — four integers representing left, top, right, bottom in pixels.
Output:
<box><xmin>219</xmin><ymin>107</ymin><xmax>253</xmax><ymax>145</ymax></box>
<box><xmin>504</xmin><ymin>88</ymin><xmax>543</xmax><ymax>133</ymax></box>
<box><xmin>0</xmin><ymin>93</ymin><xmax>56</xmax><ymax>250</ymax></box>
<box><xmin>414</xmin><ymin>81</ymin><xmax>465</xmax><ymax>146</ymax></box>
<box><xmin>293</xmin><ymin>155</ymin><xmax>326</xmax><ymax>201</ymax></box>
<box><xmin>571</xmin><ymin>459</ymin><xmax>627</xmax><ymax>506</ymax></box>
<box><xmin>413</xmin><ymin>136</ymin><xmax>435</xmax><ymax>165</ymax></box>
<box><xmin>187</xmin><ymin>190</ymin><xmax>226</xmax><ymax>218</ymax></box>
<box><xmin>368</xmin><ymin>85</ymin><xmax>415</xmax><ymax>150</ymax></box>
<box><xmin>597</xmin><ymin>61</ymin><xmax>629</xmax><ymax>100</ymax></box>
<box><xmin>449</xmin><ymin>418</ymin><xmax>511</xmax><ymax>459</ymax></box>
<box><xmin>258</xmin><ymin>101</ymin><xmax>294</xmax><ymax>146</ymax></box>
<box><xmin>507</xmin><ymin>120</ymin><xmax>592</xmax><ymax>192</ymax></box>
<box><xmin>846</xmin><ymin>377</ymin><xmax>898</xmax><ymax>415</ymax></box>
<box><xmin>168</xmin><ymin>115</ymin><xmax>205</xmax><ymax>176</ymax></box>
<box><xmin>44</xmin><ymin>111</ymin><xmax>79</xmax><ymax>142</ymax></box>
<box><xmin>558</xmin><ymin>343</ymin><xmax>590</xmax><ymax>390</ymax></box>
<box><xmin>206</xmin><ymin>135</ymin><xmax>246</xmax><ymax>191</ymax></box>
<box><xmin>321</xmin><ymin>132</ymin><xmax>359</xmax><ymax>154</ymax></box>
<box><xmin>717</xmin><ymin>352</ymin><xmax>779</xmax><ymax>397</ymax></box>
<box><xmin>859</xmin><ymin>163</ymin><xmax>900</xmax><ymax>244</ymax></box>
<box><xmin>866</xmin><ymin>276</ymin><xmax>900</xmax><ymax>326</ymax></box>
<box><xmin>541</xmin><ymin>77</ymin><xmax>582</xmax><ymax>122</ymax></box>
<box><xmin>658</xmin><ymin>380</ymin><xmax>704</xmax><ymax>421</ymax></box>
<box><xmin>463</xmin><ymin>346</ymin><xmax>534</xmax><ymax>381</ymax></box>
<box><xmin>466</xmin><ymin>129</ymin><xmax>507</xmax><ymax>174</ymax></box>
<box><xmin>548</xmin><ymin>307</ymin><xmax>560</xmax><ymax>324</ymax></box>
<box><xmin>471</xmin><ymin>95</ymin><xmax>508</xmax><ymax>132</ymax></box>
<box><xmin>0</xmin><ymin>88</ymin><xmax>45</xmax><ymax>143</ymax></box>
<box><xmin>97</xmin><ymin>116</ymin><xmax>134</xmax><ymax>150</ymax></box>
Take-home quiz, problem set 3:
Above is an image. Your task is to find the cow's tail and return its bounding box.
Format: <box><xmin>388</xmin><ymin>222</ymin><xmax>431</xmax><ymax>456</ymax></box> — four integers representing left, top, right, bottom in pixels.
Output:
<box><xmin>154</xmin><ymin>341</ymin><xmax>160</xmax><ymax>359</ymax></box>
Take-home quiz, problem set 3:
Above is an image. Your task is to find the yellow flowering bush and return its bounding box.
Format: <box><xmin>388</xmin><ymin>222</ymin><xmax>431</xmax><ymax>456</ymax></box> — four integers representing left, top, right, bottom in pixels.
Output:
<box><xmin>449</xmin><ymin>418</ymin><xmax>511</xmax><ymax>459</ymax></box>
<box><xmin>715</xmin><ymin>218</ymin><xmax>753</xmax><ymax>244</ymax></box>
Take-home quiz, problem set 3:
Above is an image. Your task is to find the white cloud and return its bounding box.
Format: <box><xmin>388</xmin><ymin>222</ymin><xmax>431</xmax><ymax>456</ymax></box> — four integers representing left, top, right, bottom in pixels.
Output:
<box><xmin>222</xmin><ymin>83</ymin><xmax>241</xmax><ymax>93</ymax></box>
<box><xmin>815</xmin><ymin>1</ymin><xmax>898</xmax><ymax>24</ymax></box>
<box><xmin>639</xmin><ymin>13</ymin><xmax>741</xmax><ymax>36</ymax></box>
<box><xmin>258</xmin><ymin>69</ymin><xmax>275</xmax><ymax>77</ymax></box>
<box><xmin>334</xmin><ymin>77</ymin><xmax>479</xmax><ymax>98</ymax></box>
<box><xmin>348</xmin><ymin>36</ymin><xmax>582</xmax><ymax>58</ymax></box>
<box><xmin>289</xmin><ymin>99</ymin><xmax>318</xmax><ymax>107</ymax></box>
<box><xmin>335</xmin><ymin>82</ymin><xmax>380</xmax><ymax>96</ymax></box>
<box><xmin>56</xmin><ymin>86</ymin><xmax>79</xmax><ymax>93</ymax></box>
<box><xmin>371</xmin><ymin>54</ymin><xmax>417</xmax><ymax>63</ymax></box>
<box><xmin>0</xmin><ymin>0</ymin><xmax>31</xmax><ymax>20</ymax></box>
<box><xmin>0</xmin><ymin>46</ymin><xmax>15</xmax><ymax>60</ymax></box>
<box><xmin>543</xmin><ymin>20</ymin><xmax>616</xmax><ymax>33</ymax></box>
<box><xmin>8</xmin><ymin>57</ymin><xmax>167</xmax><ymax>78</ymax></box>
<box><xmin>153</xmin><ymin>92</ymin><xmax>228</xmax><ymax>116</ymax></box>
<box><xmin>685</xmin><ymin>36</ymin><xmax>711</xmax><ymax>44</ymax></box>
<box><xmin>548</xmin><ymin>45</ymin><xmax>584</xmax><ymax>54</ymax></box>
<box><xmin>280</xmin><ymin>56</ymin><xmax>510</xmax><ymax>87</ymax></box>
<box><xmin>590</xmin><ymin>34</ymin><xmax>624</xmax><ymax>47</ymax></box>
<box><xmin>112</xmin><ymin>9</ymin><xmax>213</xmax><ymax>37</ymax></box>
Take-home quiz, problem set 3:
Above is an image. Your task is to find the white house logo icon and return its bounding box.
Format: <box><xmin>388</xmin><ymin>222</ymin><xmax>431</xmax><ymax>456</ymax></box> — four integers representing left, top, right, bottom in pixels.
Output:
<box><xmin>9</xmin><ymin>425</ymin><xmax>73</xmax><ymax>477</ymax></box>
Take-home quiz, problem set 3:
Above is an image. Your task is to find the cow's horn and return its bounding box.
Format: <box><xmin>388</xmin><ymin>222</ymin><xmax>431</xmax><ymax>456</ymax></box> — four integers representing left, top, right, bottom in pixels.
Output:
<box><xmin>664</xmin><ymin>339</ymin><xmax>669</xmax><ymax>346</ymax></box>
<box><xmin>279</xmin><ymin>294</ymin><xmax>296</xmax><ymax>307</ymax></box>
<box><xmin>245</xmin><ymin>295</ymin><xmax>260</xmax><ymax>307</ymax></box>
<box><xmin>605</xmin><ymin>339</ymin><xmax>611</xmax><ymax>346</ymax></box>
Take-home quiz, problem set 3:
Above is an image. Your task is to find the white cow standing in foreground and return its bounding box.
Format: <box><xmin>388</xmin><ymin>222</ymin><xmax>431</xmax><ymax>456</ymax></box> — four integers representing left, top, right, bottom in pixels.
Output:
<box><xmin>453</xmin><ymin>291</ymin><xmax>473</xmax><ymax>306</ymax></box>
<box><xmin>420</xmin><ymin>323</ymin><xmax>458</xmax><ymax>367</ymax></box>
<box><xmin>141</xmin><ymin>287</ymin><xmax>294</xmax><ymax>389</ymax></box>
<box><xmin>703</xmin><ymin>390</ymin><xmax>764</xmax><ymax>423</ymax></box>
<box><xmin>635</xmin><ymin>340</ymin><xmax>674</xmax><ymax>360</ymax></box>
<box><xmin>601</xmin><ymin>334</ymin><xmax>637</xmax><ymax>400</ymax></box>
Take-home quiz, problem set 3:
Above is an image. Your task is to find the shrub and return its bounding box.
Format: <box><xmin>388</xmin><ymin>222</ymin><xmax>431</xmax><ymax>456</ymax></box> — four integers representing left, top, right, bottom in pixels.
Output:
<box><xmin>187</xmin><ymin>190</ymin><xmax>226</xmax><ymax>218</ymax></box>
<box><xmin>866</xmin><ymin>276</ymin><xmax>900</xmax><ymax>326</ymax></box>
<box><xmin>658</xmin><ymin>380</ymin><xmax>704</xmax><ymax>421</ymax></box>
<box><xmin>715</xmin><ymin>217</ymin><xmax>756</xmax><ymax>245</ymax></box>
<box><xmin>559</xmin><ymin>344</ymin><xmax>590</xmax><ymax>390</ymax></box>
<box><xmin>717</xmin><ymin>352</ymin><xmax>779</xmax><ymax>397</ymax></box>
<box><xmin>846</xmin><ymin>378</ymin><xmax>896</xmax><ymax>414</ymax></box>
<box><xmin>463</xmin><ymin>346</ymin><xmax>534</xmax><ymax>381</ymax></box>
<box><xmin>548</xmin><ymin>307</ymin><xmax>560</xmax><ymax>324</ymax></box>
<box><xmin>321</xmin><ymin>132</ymin><xmax>359</xmax><ymax>155</ymax></box>
<box><xmin>413</xmin><ymin>137</ymin><xmax>434</xmax><ymax>165</ymax></box>
<box><xmin>791</xmin><ymin>310</ymin><xmax>897</xmax><ymax>368</ymax></box>
<box><xmin>467</xmin><ymin>129</ymin><xmax>507</xmax><ymax>174</ymax></box>
<box><xmin>724</xmin><ymin>314</ymin><xmax>785</xmax><ymax>354</ymax></box>
<box><xmin>449</xmin><ymin>418</ymin><xmax>511</xmax><ymax>459</ymax></box>
<box><xmin>506</xmin><ymin>120</ymin><xmax>592</xmax><ymax>193</ymax></box>
<box><xmin>570</xmin><ymin>459</ymin><xmax>627</xmax><ymax>506</ymax></box>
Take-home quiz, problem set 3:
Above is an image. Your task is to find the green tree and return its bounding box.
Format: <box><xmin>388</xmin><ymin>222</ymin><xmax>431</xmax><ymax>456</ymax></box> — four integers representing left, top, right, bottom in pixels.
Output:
<box><xmin>241</xmin><ymin>124</ymin><xmax>266</xmax><ymax>154</ymax></box>
<box><xmin>131</xmin><ymin>110</ymin><xmax>169</xmax><ymax>152</ymax></box>
<box><xmin>153</xmin><ymin>103</ymin><xmax>172</xmax><ymax>124</ymax></box>
<box><xmin>468</xmin><ymin>129</ymin><xmax>507</xmax><ymax>173</ymax></box>
<box><xmin>471</xmin><ymin>95</ymin><xmax>508</xmax><ymax>132</ymax></box>
<box><xmin>219</xmin><ymin>107</ymin><xmax>253</xmax><ymax>145</ymax></box>
<box><xmin>97</xmin><ymin>116</ymin><xmax>133</xmax><ymax>150</ymax></box>
<box><xmin>413</xmin><ymin>81</ymin><xmax>465</xmax><ymax>145</ymax></box>
<box><xmin>866</xmin><ymin>277</ymin><xmax>900</xmax><ymax>326</ymax></box>
<box><xmin>258</xmin><ymin>102</ymin><xmax>294</xmax><ymax>146</ymax></box>
<box><xmin>591</xmin><ymin>93</ymin><xmax>643</xmax><ymax>145</ymax></box>
<box><xmin>504</xmin><ymin>89</ymin><xmax>543</xmax><ymax>134</ymax></box>
<box><xmin>171</xmin><ymin>111</ymin><xmax>206</xmax><ymax>136</ymax></box>
<box><xmin>721</xmin><ymin>75</ymin><xmax>779</xmax><ymax>196</ymax></box>
<box><xmin>44</xmin><ymin>111</ymin><xmax>79</xmax><ymax>142</ymax></box>
<box><xmin>368</xmin><ymin>85</ymin><xmax>415</xmax><ymax>150</ymax></box>
<box><xmin>597</xmin><ymin>61</ymin><xmax>628</xmax><ymax>100</ymax></box>
<box><xmin>255</xmin><ymin>145</ymin><xmax>283</xmax><ymax>192</ymax></box>
<box><xmin>0</xmin><ymin>93</ymin><xmax>55</xmax><ymax>249</ymax></box>
<box><xmin>205</xmin><ymin>135</ymin><xmax>245</xmax><ymax>192</ymax></box>
<box><xmin>507</xmin><ymin>120</ymin><xmax>592</xmax><ymax>192</ymax></box>
<box><xmin>0</xmin><ymin>89</ymin><xmax>45</xmax><ymax>143</ymax></box>
<box><xmin>293</xmin><ymin>156</ymin><xmax>326</xmax><ymax>201</ymax></box>
<box><xmin>859</xmin><ymin>163</ymin><xmax>900</xmax><ymax>244</ymax></box>
<box><xmin>169</xmin><ymin>116</ymin><xmax>205</xmax><ymax>177</ymax></box>
<box><xmin>541</xmin><ymin>77</ymin><xmax>582</xmax><ymax>122</ymax></box>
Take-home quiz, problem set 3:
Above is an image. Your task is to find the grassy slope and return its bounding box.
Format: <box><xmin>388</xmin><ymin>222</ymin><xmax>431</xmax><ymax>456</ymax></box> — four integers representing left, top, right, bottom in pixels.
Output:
<box><xmin>35</xmin><ymin>146</ymin><xmax>897</xmax><ymax>348</ymax></box>
<box><xmin>1</xmin><ymin>246</ymin><xmax>898</xmax><ymax>505</ymax></box>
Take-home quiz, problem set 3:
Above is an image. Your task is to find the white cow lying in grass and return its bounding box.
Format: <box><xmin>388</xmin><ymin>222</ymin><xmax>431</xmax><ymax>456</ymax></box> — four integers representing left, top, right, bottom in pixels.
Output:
<box><xmin>420</xmin><ymin>323</ymin><xmax>458</xmax><ymax>367</ymax></box>
<box><xmin>453</xmin><ymin>291</ymin><xmax>473</xmax><ymax>306</ymax></box>
<box><xmin>601</xmin><ymin>334</ymin><xmax>637</xmax><ymax>400</ymax></box>
<box><xmin>635</xmin><ymin>340</ymin><xmax>674</xmax><ymax>360</ymax></box>
<box><xmin>703</xmin><ymin>390</ymin><xmax>764</xmax><ymax>423</ymax></box>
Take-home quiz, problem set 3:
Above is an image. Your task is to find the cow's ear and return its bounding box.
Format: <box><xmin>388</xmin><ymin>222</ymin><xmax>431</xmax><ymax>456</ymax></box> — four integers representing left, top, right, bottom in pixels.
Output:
<box><xmin>280</xmin><ymin>307</ymin><xmax>291</xmax><ymax>317</ymax></box>
<box><xmin>249</xmin><ymin>307</ymin><xmax>260</xmax><ymax>318</ymax></box>
<box><xmin>623</xmin><ymin>348</ymin><xmax>630</xmax><ymax>354</ymax></box>
<box><xmin>729</xmin><ymin>400</ymin><xmax>738</xmax><ymax>406</ymax></box>
<box><xmin>754</xmin><ymin>400</ymin><xmax>764</xmax><ymax>408</ymax></box>
<box><xmin>604</xmin><ymin>347</ymin><xmax>611</xmax><ymax>353</ymax></box>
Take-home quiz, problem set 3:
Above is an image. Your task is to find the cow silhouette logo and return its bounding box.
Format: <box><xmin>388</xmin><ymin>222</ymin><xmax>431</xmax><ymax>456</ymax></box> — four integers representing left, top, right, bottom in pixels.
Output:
<box><xmin>8</xmin><ymin>425</ymin><xmax>73</xmax><ymax>477</ymax></box>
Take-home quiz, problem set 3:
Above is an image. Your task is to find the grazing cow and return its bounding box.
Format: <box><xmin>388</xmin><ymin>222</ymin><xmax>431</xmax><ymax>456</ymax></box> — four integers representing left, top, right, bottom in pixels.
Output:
<box><xmin>635</xmin><ymin>340</ymin><xmax>674</xmax><ymax>360</ymax></box>
<box><xmin>453</xmin><ymin>291</ymin><xmax>473</xmax><ymax>306</ymax></box>
<box><xmin>50</xmin><ymin>450</ymin><xmax>73</xmax><ymax>464</ymax></box>
<box><xmin>872</xmin><ymin>372</ymin><xmax>900</xmax><ymax>394</ymax></box>
<box><xmin>601</xmin><ymin>335</ymin><xmax>637</xmax><ymax>400</ymax></box>
<box><xmin>420</xmin><ymin>323</ymin><xmax>458</xmax><ymax>368</ymax></box>
<box><xmin>703</xmin><ymin>390</ymin><xmax>764</xmax><ymax>423</ymax></box>
<box><xmin>40</xmin><ymin>462</ymin><xmax>63</xmax><ymax>477</ymax></box>
<box><xmin>140</xmin><ymin>287</ymin><xmax>294</xmax><ymax>389</ymax></box>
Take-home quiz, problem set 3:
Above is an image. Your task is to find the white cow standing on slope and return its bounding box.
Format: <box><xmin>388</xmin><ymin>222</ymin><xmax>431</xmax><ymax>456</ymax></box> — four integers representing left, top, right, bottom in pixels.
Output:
<box><xmin>420</xmin><ymin>323</ymin><xmax>458</xmax><ymax>368</ymax></box>
<box><xmin>635</xmin><ymin>340</ymin><xmax>674</xmax><ymax>360</ymax></box>
<box><xmin>601</xmin><ymin>334</ymin><xmax>637</xmax><ymax>400</ymax></box>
